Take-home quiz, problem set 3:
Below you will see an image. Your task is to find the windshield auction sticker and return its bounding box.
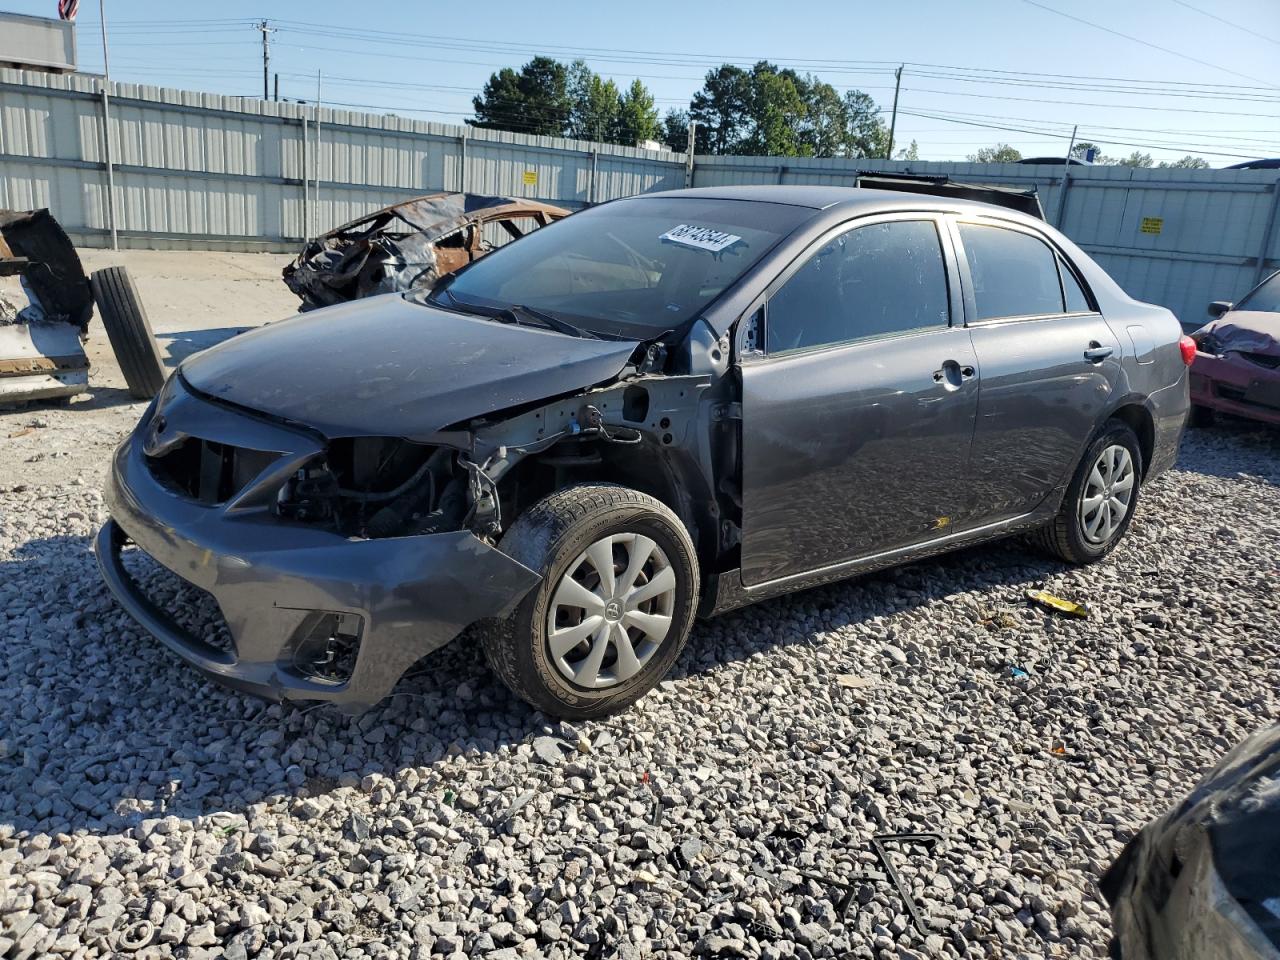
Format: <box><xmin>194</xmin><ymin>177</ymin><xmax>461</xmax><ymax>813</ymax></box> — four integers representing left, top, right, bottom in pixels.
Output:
<box><xmin>660</xmin><ymin>224</ymin><xmax>743</xmax><ymax>253</ymax></box>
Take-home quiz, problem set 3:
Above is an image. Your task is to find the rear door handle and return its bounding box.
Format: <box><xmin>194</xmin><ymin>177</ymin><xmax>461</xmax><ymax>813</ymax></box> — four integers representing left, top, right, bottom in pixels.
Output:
<box><xmin>1084</xmin><ymin>342</ymin><xmax>1114</xmax><ymax>363</ymax></box>
<box><xmin>933</xmin><ymin>360</ymin><xmax>976</xmax><ymax>389</ymax></box>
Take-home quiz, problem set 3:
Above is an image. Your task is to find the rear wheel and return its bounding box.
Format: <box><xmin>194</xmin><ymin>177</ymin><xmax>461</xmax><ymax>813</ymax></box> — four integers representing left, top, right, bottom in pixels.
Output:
<box><xmin>480</xmin><ymin>484</ymin><xmax>699</xmax><ymax>719</ymax></box>
<box><xmin>1032</xmin><ymin>421</ymin><xmax>1143</xmax><ymax>565</ymax></box>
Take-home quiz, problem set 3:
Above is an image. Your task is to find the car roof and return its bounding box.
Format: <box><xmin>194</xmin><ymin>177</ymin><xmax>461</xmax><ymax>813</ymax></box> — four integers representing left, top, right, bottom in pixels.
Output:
<box><xmin>637</xmin><ymin>184</ymin><xmax>1048</xmax><ymax>223</ymax></box>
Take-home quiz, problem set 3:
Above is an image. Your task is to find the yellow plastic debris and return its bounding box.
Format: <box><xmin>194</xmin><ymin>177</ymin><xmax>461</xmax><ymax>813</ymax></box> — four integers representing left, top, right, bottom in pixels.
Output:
<box><xmin>1026</xmin><ymin>589</ymin><xmax>1090</xmax><ymax>618</ymax></box>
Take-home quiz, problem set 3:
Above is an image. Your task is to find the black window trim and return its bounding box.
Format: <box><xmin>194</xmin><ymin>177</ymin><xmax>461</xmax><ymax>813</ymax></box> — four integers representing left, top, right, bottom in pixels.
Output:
<box><xmin>949</xmin><ymin>214</ymin><xmax>1100</xmax><ymax>327</ymax></box>
<box><xmin>748</xmin><ymin>211</ymin><xmax>962</xmax><ymax>361</ymax></box>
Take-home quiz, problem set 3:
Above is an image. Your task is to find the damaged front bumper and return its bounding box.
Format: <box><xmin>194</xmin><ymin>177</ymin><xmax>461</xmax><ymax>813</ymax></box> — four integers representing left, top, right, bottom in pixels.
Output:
<box><xmin>1191</xmin><ymin>352</ymin><xmax>1280</xmax><ymax>425</ymax></box>
<box><xmin>95</xmin><ymin>381</ymin><xmax>541</xmax><ymax>709</ymax></box>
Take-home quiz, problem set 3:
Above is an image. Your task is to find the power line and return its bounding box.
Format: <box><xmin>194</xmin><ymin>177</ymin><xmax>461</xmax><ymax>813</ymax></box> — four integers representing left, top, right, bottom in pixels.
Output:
<box><xmin>897</xmin><ymin>109</ymin><xmax>1266</xmax><ymax>159</ymax></box>
<box><xmin>1018</xmin><ymin>0</ymin><xmax>1280</xmax><ymax>89</ymax></box>
<box><xmin>899</xmin><ymin>85</ymin><xmax>1280</xmax><ymax>119</ymax></box>
<box><xmin>1168</xmin><ymin>0</ymin><xmax>1280</xmax><ymax>47</ymax></box>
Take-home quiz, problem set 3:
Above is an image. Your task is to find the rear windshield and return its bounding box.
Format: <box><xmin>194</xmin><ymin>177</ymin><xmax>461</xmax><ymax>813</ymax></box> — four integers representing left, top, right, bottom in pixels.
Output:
<box><xmin>429</xmin><ymin>197</ymin><xmax>808</xmax><ymax>340</ymax></box>
<box><xmin>1238</xmin><ymin>272</ymin><xmax>1280</xmax><ymax>313</ymax></box>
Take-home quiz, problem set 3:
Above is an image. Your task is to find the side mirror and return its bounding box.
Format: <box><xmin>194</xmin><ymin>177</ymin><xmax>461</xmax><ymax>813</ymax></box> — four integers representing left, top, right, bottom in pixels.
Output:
<box><xmin>1207</xmin><ymin>300</ymin><xmax>1233</xmax><ymax>319</ymax></box>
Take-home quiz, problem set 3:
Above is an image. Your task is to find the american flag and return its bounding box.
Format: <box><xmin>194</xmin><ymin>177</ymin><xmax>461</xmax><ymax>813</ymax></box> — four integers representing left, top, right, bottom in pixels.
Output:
<box><xmin>57</xmin><ymin>0</ymin><xmax>78</xmax><ymax>20</ymax></box>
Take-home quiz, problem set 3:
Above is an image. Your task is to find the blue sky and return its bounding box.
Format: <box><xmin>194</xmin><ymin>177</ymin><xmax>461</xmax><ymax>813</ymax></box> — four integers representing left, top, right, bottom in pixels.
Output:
<box><xmin>8</xmin><ymin>0</ymin><xmax>1279</xmax><ymax>164</ymax></box>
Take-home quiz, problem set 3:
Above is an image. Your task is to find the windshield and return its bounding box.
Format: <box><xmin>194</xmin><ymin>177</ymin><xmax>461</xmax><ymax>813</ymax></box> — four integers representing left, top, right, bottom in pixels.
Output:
<box><xmin>428</xmin><ymin>196</ymin><xmax>808</xmax><ymax>340</ymax></box>
<box><xmin>1237</xmin><ymin>272</ymin><xmax>1280</xmax><ymax>314</ymax></box>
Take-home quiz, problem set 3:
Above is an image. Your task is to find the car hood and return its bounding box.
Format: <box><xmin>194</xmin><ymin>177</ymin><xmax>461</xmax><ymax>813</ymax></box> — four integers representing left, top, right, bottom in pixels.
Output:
<box><xmin>1206</xmin><ymin>310</ymin><xmax>1280</xmax><ymax>356</ymax></box>
<box><xmin>179</xmin><ymin>294</ymin><xmax>640</xmax><ymax>439</ymax></box>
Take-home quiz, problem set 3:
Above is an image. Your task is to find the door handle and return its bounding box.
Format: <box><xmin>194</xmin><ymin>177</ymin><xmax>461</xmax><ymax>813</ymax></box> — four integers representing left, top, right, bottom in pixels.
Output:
<box><xmin>933</xmin><ymin>360</ymin><xmax>974</xmax><ymax>390</ymax></box>
<box><xmin>1084</xmin><ymin>342</ymin><xmax>1114</xmax><ymax>363</ymax></box>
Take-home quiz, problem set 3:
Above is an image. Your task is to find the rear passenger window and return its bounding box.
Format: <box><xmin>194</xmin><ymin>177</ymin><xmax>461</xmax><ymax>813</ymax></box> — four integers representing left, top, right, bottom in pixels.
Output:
<box><xmin>959</xmin><ymin>223</ymin><xmax>1064</xmax><ymax>321</ymax></box>
<box><xmin>766</xmin><ymin>219</ymin><xmax>949</xmax><ymax>353</ymax></box>
<box><xmin>1060</xmin><ymin>259</ymin><xmax>1092</xmax><ymax>312</ymax></box>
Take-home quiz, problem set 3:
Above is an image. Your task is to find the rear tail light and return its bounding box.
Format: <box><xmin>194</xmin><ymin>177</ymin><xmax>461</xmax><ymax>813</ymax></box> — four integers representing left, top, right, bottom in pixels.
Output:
<box><xmin>1179</xmin><ymin>335</ymin><xmax>1197</xmax><ymax>366</ymax></box>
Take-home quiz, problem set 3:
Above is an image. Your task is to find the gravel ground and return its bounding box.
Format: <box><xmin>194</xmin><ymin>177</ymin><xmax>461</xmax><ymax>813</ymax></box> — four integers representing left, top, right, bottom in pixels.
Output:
<box><xmin>1</xmin><ymin>260</ymin><xmax>1278</xmax><ymax>959</ymax></box>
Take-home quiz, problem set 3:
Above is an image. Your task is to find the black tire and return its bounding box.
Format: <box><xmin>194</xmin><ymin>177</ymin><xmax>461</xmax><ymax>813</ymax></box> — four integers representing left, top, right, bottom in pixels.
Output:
<box><xmin>480</xmin><ymin>484</ymin><xmax>699</xmax><ymax>719</ymax></box>
<box><xmin>1032</xmin><ymin>420</ymin><xmax>1143</xmax><ymax>565</ymax></box>
<box><xmin>1188</xmin><ymin>404</ymin><xmax>1215</xmax><ymax>428</ymax></box>
<box><xmin>89</xmin><ymin>266</ymin><xmax>166</xmax><ymax>399</ymax></box>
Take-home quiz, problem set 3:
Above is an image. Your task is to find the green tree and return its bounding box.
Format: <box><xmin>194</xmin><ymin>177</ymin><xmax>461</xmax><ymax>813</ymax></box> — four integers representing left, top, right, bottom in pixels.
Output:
<box><xmin>566</xmin><ymin>60</ymin><xmax>621</xmax><ymax>142</ymax></box>
<box><xmin>688</xmin><ymin>65</ymin><xmax>754</xmax><ymax>154</ymax></box>
<box><xmin>471</xmin><ymin>56</ymin><xmax>572</xmax><ymax>137</ymax></box>
<box><xmin>1158</xmin><ymin>155</ymin><xmax>1210</xmax><ymax>169</ymax></box>
<box><xmin>799</xmin><ymin>77</ymin><xmax>848</xmax><ymax>158</ymax></box>
<box><xmin>1116</xmin><ymin>151</ymin><xmax>1154</xmax><ymax>168</ymax></box>
<box><xmin>968</xmin><ymin>143</ymin><xmax>1023</xmax><ymax>163</ymax></box>
<box><xmin>894</xmin><ymin>139</ymin><xmax>920</xmax><ymax>161</ymax></box>
<box><xmin>742</xmin><ymin>64</ymin><xmax>808</xmax><ymax>156</ymax></box>
<box><xmin>661</xmin><ymin>108</ymin><xmax>694</xmax><ymax>152</ymax></box>
<box><xmin>842</xmin><ymin>89</ymin><xmax>888</xmax><ymax>158</ymax></box>
<box><xmin>680</xmin><ymin>61</ymin><xmax>887</xmax><ymax>158</ymax></box>
<box><xmin>616</xmin><ymin>79</ymin><xmax>660</xmax><ymax>145</ymax></box>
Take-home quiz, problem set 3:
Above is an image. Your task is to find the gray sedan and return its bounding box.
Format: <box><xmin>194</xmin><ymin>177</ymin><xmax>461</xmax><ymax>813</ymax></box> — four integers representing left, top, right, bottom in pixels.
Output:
<box><xmin>96</xmin><ymin>185</ymin><xmax>1192</xmax><ymax>718</ymax></box>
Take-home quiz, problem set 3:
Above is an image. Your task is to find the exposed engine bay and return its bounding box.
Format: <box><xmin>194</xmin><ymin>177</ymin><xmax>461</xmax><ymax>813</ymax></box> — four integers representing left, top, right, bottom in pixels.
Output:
<box><xmin>269</xmin><ymin>371</ymin><xmax>716</xmax><ymax>547</ymax></box>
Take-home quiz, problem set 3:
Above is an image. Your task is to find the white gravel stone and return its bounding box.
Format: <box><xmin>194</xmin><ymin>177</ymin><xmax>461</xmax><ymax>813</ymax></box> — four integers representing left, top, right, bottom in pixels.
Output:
<box><xmin>2</xmin><ymin>373</ymin><xmax>1278</xmax><ymax>960</ymax></box>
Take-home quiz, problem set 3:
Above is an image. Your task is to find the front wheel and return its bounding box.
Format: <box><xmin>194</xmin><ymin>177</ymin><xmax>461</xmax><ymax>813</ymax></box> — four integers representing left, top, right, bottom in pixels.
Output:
<box><xmin>480</xmin><ymin>484</ymin><xmax>699</xmax><ymax>719</ymax></box>
<box><xmin>1032</xmin><ymin>421</ymin><xmax>1143</xmax><ymax>565</ymax></box>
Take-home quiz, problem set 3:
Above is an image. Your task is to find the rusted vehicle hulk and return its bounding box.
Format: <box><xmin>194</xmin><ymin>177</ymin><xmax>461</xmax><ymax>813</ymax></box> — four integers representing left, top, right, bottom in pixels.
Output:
<box><xmin>283</xmin><ymin>192</ymin><xmax>569</xmax><ymax>310</ymax></box>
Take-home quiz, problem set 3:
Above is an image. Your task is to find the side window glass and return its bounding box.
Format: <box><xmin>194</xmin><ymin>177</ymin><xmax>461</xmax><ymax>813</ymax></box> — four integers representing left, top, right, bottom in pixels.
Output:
<box><xmin>1060</xmin><ymin>258</ymin><xmax>1092</xmax><ymax>312</ymax></box>
<box><xmin>766</xmin><ymin>220</ymin><xmax>949</xmax><ymax>353</ymax></box>
<box><xmin>959</xmin><ymin>223</ymin><xmax>1065</xmax><ymax>320</ymax></box>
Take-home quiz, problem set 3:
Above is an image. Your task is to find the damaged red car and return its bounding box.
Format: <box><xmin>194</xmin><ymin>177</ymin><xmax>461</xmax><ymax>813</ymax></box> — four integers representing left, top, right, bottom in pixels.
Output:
<box><xmin>1189</xmin><ymin>269</ymin><xmax>1280</xmax><ymax>426</ymax></box>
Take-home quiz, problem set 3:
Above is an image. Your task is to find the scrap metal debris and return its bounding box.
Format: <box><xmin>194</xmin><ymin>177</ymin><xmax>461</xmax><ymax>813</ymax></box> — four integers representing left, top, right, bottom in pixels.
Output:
<box><xmin>0</xmin><ymin>208</ymin><xmax>92</xmax><ymax>406</ymax></box>
<box><xmin>755</xmin><ymin>824</ymin><xmax>949</xmax><ymax>940</ymax></box>
<box><xmin>282</xmin><ymin>193</ymin><xmax>570</xmax><ymax>311</ymax></box>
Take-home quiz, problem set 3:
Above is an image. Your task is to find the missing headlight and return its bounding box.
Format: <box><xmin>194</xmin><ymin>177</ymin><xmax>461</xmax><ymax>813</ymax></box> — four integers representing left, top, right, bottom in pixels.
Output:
<box><xmin>275</xmin><ymin>439</ymin><xmax>467</xmax><ymax>538</ymax></box>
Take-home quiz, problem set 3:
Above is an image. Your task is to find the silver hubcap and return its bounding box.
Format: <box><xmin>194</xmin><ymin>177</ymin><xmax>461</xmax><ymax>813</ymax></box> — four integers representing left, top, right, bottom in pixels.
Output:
<box><xmin>1079</xmin><ymin>444</ymin><xmax>1136</xmax><ymax>545</ymax></box>
<box><xmin>547</xmin><ymin>533</ymin><xmax>677</xmax><ymax>689</ymax></box>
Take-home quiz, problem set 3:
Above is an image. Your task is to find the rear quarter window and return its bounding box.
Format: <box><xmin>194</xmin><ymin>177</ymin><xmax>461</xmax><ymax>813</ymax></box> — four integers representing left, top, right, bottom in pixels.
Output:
<box><xmin>1060</xmin><ymin>258</ymin><xmax>1093</xmax><ymax>313</ymax></box>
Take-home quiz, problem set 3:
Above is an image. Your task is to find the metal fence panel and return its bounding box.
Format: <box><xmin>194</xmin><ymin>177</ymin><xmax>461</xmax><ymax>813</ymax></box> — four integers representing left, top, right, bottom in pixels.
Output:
<box><xmin>1</xmin><ymin>68</ymin><xmax>1277</xmax><ymax>326</ymax></box>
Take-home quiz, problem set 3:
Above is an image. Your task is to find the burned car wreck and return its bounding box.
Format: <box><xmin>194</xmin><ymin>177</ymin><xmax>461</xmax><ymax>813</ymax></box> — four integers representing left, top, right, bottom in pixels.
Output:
<box><xmin>98</xmin><ymin>186</ymin><xmax>1190</xmax><ymax>718</ymax></box>
<box><xmin>0</xmin><ymin>208</ymin><xmax>93</xmax><ymax>405</ymax></box>
<box><xmin>282</xmin><ymin>192</ymin><xmax>569</xmax><ymax>311</ymax></box>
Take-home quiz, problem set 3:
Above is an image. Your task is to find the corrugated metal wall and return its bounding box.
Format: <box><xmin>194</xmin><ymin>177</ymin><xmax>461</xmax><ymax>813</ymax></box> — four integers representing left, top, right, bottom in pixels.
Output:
<box><xmin>695</xmin><ymin>156</ymin><xmax>1280</xmax><ymax>328</ymax></box>
<box><xmin>2</xmin><ymin>69</ymin><xmax>1277</xmax><ymax>327</ymax></box>
<box><xmin>0</xmin><ymin>69</ymin><xmax>684</xmax><ymax>249</ymax></box>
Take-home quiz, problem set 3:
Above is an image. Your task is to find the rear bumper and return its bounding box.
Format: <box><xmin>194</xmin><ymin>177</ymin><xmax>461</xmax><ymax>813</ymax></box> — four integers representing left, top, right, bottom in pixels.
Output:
<box><xmin>1144</xmin><ymin>372</ymin><xmax>1190</xmax><ymax>480</ymax></box>
<box><xmin>1190</xmin><ymin>353</ymin><xmax>1280</xmax><ymax>425</ymax></box>
<box><xmin>96</xmin><ymin>381</ymin><xmax>541</xmax><ymax>709</ymax></box>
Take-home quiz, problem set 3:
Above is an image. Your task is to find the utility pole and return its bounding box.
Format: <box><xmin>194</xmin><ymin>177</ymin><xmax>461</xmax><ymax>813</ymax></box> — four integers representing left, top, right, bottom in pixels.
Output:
<box><xmin>1056</xmin><ymin>124</ymin><xmax>1078</xmax><ymax>228</ymax></box>
<box><xmin>314</xmin><ymin>70</ymin><xmax>323</xmax><ymax>225</ymax></box>
<box><xmin>684</xmin><ymin>119</ymin><xmax>697</xmax><ymax>188</ymax></box>
<box><xmin>255</xmin><ymin>20</ymin><xmax>275</xmax><ymax>101</ymax></box>
<box><xmin>885</xmin><ymin>64</ymin><xmax>903</xmax><ymax>161</ymax></box>
<box><xmin>99</xmin><ymin>0</ymin><xmax>118</xmax><ymax>250</ymax></box>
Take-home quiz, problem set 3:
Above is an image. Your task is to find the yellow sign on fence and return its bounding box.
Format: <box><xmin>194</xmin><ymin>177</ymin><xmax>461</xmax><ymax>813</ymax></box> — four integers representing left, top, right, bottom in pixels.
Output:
<box><xmin>522</xmin><ymin>170</ymin><xmax>538</xmax><ymax>185</ymax></box>
<box><xmin>1140</xmin><ymin>216</ymin><xmax>1164</xmax><ymax>235</ymax></box>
